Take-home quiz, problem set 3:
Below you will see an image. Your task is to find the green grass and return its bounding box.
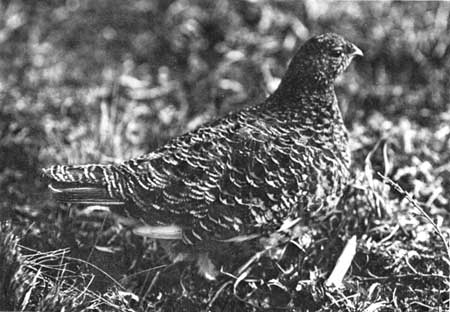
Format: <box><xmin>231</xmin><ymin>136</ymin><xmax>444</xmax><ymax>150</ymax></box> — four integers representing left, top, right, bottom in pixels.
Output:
<box><xmin>1</xmin><ymin>1</ymin><xmax>450</xmax><ymax>310</ymax></box>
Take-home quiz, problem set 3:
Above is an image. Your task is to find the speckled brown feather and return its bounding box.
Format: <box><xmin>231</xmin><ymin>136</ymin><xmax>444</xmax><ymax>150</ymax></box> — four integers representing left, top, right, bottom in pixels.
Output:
<box><xmin>43</xmin><ymin>33</ymin><xmax>362</xmax><ymax>245</ymax></box>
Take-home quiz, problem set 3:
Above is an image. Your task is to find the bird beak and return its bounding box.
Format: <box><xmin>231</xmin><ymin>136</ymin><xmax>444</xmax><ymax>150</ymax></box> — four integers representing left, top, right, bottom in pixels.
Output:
<box><xmin>349</xmin><ymin>44</ymin><xmax>363</xmax><ymax>57</ymax></box>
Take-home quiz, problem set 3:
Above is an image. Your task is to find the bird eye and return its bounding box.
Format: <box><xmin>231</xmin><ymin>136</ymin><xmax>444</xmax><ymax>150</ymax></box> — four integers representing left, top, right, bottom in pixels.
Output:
<box><xmin>329</xmin><ymin>49</ymin><xmax>343</xmax><ymax>58</ymax></box>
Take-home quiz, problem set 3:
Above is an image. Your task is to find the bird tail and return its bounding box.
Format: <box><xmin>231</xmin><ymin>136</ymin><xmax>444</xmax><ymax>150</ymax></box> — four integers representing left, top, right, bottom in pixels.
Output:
<box><xmin>42</xmin><ymin>164</ymin><xmax>125</xmax><ymax>205</ymax></box>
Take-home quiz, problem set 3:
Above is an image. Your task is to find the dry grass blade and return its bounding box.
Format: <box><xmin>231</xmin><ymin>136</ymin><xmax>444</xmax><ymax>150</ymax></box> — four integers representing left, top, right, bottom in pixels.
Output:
<box><xmin>325</xmin><ymin>235</ymin><xmax>357</xmax><ymax>288</ymax></box>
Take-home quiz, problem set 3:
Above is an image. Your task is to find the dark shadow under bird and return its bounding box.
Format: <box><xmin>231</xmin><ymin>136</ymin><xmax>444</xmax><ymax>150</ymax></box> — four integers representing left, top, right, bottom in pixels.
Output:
<box><xmin>42</xmin><ymin>33</ymin><xmax>363</xmax><ymax>279</ymax></box>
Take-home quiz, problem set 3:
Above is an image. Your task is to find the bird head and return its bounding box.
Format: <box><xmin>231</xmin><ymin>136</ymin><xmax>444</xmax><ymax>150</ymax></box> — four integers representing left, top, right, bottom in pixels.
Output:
<box><xmin>281</xmin><ymin>33</ymin><xmax>363</xmax><ymax>92</ymax></box>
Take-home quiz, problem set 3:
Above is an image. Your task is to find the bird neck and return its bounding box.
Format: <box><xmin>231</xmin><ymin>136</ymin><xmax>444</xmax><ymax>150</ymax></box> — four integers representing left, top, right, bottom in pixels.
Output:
<box><xmin>276</xmin><ymin>49</ymin><xmax>337</xmax><ymax>94</ymax></box>
<box><xmin>273</xmin><ymin>65</ymin><xmax>336</xmax><ymax>95</ymax></box>
<box><xmin>266</xmin><ymin>81</ymin><xmax>346</xmax><ymax>140</ymax></box>
<box><xmin>269</xmin><ymin>81</ymin><xmax>337</xmax><ymax>117</ymax></box>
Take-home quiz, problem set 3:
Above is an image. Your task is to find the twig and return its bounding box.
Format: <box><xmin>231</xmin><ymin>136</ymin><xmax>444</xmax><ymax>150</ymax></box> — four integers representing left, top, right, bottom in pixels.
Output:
<box><xmin>378</xmin><ymin>224</ymin><xmax>400</xmax><ymax>244</ymax></box>
<box><xmin>378</xmin><ymin>174</ymin><xmax>450</xmax><ymax>257</ymax></box>
<box><xmin>64</xmin><ymin>256</ymin><xmax>124</xmax><ymax>290</ymax></box>
<box><xmin>355</xmin><ymin>273</ymin><xmax>448</xmax><ymax>282</ymax></box>
<box><xmin>143</xmin><ymin>271</ymin><xmax>160</xmax><ymax>300</ymax></box>
<box><xmin>325</xmin><ymin>292</ymin><xmax>359</xmax><ymax>309</ymax></box>
<box><xmin>121</xmin><ymin>264</ymin><xmax>168</xmax><ymax>282</ymax></box>
<box><xmin>379</xmin><ymin>173</ymin><xmax>450</xmax><ymax>311</ymax></box>
<box><xmin>207</xmin><ymin>280</ymin><xmax>232</xmax><ymax>309</ymax></box>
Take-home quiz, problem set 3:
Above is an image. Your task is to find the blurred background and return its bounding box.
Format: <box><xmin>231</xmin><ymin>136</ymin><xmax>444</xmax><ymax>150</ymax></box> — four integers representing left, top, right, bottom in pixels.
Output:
<box><xmin>1</xmin><ymin>0</ymin><xmax>449</xmax><ymax>209</ymax></box>
<box><xmin>1</xmin><ymin>0</ymin><xmax>450</xmax><ymax>310</ymax></box>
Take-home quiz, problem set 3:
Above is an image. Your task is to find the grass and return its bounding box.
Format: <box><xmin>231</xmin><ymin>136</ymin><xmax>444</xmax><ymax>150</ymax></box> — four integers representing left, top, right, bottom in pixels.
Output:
<box><xmin>1</xmin><ymin>0</ymin><xmax>450</xmax><ymax>311</ymax></box>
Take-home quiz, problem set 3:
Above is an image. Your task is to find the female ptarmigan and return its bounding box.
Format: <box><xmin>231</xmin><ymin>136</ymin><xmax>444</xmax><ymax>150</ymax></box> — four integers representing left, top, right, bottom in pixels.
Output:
<box><xmin>43</xmin><ymin>33</ymin><xmax>362</xmax><ymax>278</ymax></box>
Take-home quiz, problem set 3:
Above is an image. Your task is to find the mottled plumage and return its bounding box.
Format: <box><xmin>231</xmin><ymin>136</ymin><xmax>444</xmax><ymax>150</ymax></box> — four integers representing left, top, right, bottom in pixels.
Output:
<box><xmin>43</xmin><ymin>33</ymin><xmax>362</xmax><ymax>276</ymax></box>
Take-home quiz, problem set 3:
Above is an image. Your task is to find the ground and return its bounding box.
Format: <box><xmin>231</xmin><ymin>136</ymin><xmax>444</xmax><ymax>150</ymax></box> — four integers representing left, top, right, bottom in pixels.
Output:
<box><xmin>0</xmin><ymin>1</ymin><xmax>450</xmax><ymax>311</ymax></box>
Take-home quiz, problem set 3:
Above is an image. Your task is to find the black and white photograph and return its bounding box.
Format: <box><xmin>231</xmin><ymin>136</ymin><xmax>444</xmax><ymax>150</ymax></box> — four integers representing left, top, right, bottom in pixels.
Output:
<box><xmin>0</xmin><ymin>1</ymin><xmax>449</xmax><ymax>311</ymax></box>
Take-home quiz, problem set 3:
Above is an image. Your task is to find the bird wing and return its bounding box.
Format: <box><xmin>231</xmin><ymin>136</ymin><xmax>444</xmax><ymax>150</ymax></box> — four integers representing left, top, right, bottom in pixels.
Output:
<box><xmin>116</xmin><ymin>109</ymin><xmax>322</xmax><ymax>242</ymax></box>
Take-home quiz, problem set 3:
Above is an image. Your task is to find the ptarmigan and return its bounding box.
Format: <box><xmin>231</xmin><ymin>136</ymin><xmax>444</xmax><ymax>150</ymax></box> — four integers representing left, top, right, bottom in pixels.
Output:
<box><xmin>43</xmin><ymin>33</ymin><xmax>363</xmax><ymax>279</ymax></box>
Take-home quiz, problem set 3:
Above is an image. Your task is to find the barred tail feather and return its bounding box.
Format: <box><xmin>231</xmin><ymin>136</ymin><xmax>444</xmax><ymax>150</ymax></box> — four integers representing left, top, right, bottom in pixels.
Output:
<box><xmin>43</xmin><ymin>164</ymin><xmax>125</xmax><ymax>205</ymax></box>
<box><xmin>42</xmin><ymin>164</ymin><xmax>110</xmax><ymax>185</ymax></box>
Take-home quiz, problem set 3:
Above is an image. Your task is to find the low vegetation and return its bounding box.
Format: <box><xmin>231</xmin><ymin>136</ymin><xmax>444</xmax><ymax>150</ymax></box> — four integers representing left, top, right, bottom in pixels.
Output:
<box><xmin>1</xmin><ymin>1</ymin><xmax>449</xmax><ymax>310</ymax></box>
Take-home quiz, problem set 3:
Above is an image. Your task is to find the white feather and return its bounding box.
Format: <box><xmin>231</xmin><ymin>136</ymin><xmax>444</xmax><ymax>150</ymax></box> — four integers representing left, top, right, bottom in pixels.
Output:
<box><xmin>133</xmin><ymin>224</ymin><xmax>183</xmax><ymax>240</ymax></box>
